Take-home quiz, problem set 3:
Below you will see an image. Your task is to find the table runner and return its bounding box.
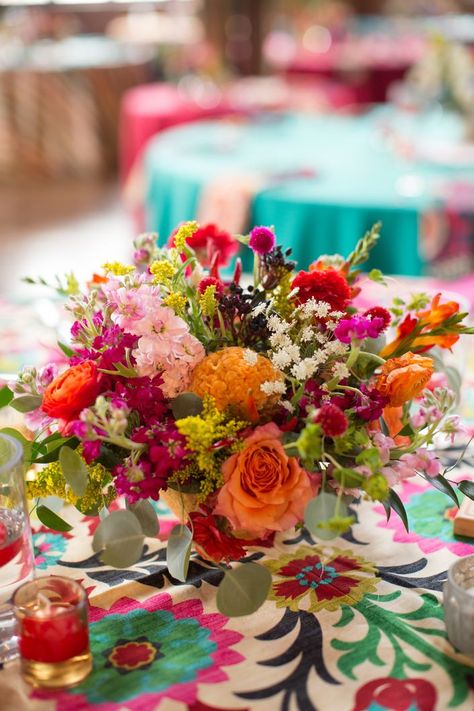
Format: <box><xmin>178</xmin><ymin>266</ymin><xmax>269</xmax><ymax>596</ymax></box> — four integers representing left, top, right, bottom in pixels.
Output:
<box><xmin>1</xmin><ymin>447</ymin><xmax>474</xmax><ymax>711</ymax></box>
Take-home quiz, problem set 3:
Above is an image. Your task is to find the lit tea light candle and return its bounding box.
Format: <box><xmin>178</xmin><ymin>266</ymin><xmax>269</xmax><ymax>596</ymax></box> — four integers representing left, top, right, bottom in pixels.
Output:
<box><xmin>13</xmin><ymin>576</ymin><xmax>92</xmax><ymax>688</ymax></box>
<box><xmin>443</xmin><ymin>554</ymin><xmax>474</xmax><ymax>655</ymax></box>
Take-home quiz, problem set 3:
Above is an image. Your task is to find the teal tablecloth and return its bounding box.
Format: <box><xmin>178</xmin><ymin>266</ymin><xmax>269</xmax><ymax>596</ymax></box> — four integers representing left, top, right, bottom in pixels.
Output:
<box><xmin>144</xmin><ymin>109</ymin><xmax>473</xmax><ymax>275</ymax></box>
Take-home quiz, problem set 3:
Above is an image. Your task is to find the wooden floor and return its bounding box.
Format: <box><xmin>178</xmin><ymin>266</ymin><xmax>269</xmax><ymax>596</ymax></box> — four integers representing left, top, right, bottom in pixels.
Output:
<box><xmin>0</xmin><ymin>181</ymin><xmax>133</xmax><ymax>299</ymax></box>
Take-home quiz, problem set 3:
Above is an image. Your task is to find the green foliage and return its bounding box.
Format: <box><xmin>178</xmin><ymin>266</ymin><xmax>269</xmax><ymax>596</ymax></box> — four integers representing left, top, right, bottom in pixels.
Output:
<box><xmin>458</xmin><ymin>480</ymin><xmax>474</xmax><ymax>501</ymax></box>
<box><xmin>127</xmin><ymin>499</ymin><xmax>160</xmax><ymax>537</ymax></box>
<box><xmin>305</xmin><ymin>492</ymin><xmax>348</xmax><ymax>541</ymax></box>
<box><xmin>171</xmin><ymin>393</ymin><xmax>204</xmax><ymax>420</ymax></box>
<box><xmin>368</xmin><ymin>269</ymin><xmax>386</xmax><ymax>285</ymax></box>
<box><xmin>346</xmin><ymin>223</ymin><xmax>381</xmax><ymax>270</ymax></box>
<box><xmin>92</xmin><ymin>510</ymin><xmax>145</xmax><ymax>568</ymax></box>
<box><xmin>36</xmin><ymin>505</ymin><xmax>73</xmax><ymax>532</ymax></box>
<box><xmin>0</xmin><ymin>387</ymin><xmax>13</xmax><ymax>408</ymax></box>
<box><xmin>216</xmin><ymin>563</ymin><xmax>272</xmax><ymax>617</ymax></box>
<box><xmin>10</xmin><ymin>395</ymin><xmax>42</xmax><ymax>413</ymax></box>
<box><xmin>167</xmin><ymin>524</ymin><xmax>193</xmax><ymax>582</ymax></box>
<box><xmin>355</xmin><ymin>448</ymin><xmax>382</xmax><ymax>472</ymax></box>
<box><xmin>332</xmin><ymin>467</ymin><xmax>364</xmax><ymax>488</ymax></box>
<box><xmin>296</xmin><ymin>423</ymin><xmax>323</xmax><ymax>467</ymax></box>
<box><xmin>59</xmin><ymin>446</ymin><xmax>89</xmax><ymax>497</ymax></box>
<box><xmin>388</xmin><ymin>489</ymin><xmax>409</xmax><ymax>532</ymax></box>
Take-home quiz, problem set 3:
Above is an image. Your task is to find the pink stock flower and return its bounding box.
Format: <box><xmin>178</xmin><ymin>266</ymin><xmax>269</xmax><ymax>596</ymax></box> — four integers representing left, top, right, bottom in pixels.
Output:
<box><xmin>372</xmin><ymin>432</ymin><xmax>395</xmax><ymax>465</ymax></box>
<box><xmin>399</xmin><ymin>448</ymin><xmax>441</xmax><ymax>478</ymax></box>
<box><xmin>381</xmin><ymin>461</ymin><xmax>416</xmax><ymax>487</ymax></box>
<box><xmin>108</xmin><ymin>283</ymin><xmax>161</xmax><ymax>334</ymax></box>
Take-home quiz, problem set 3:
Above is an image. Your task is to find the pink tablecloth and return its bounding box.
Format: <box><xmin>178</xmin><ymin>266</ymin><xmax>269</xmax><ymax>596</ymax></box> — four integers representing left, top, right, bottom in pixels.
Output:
<box><xmin>277</xmin><ymin>36</ymin><xmax>424</xmax><ymax>104</ymax></box>
<box><xmin>119</xmin><ymin>78</ymin><xmax>357</xmax><ymax>182</ymax></box>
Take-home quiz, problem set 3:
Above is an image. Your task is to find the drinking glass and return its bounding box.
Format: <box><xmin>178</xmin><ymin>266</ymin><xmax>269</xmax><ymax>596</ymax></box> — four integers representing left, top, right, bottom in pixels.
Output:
<box><xmin>443</xmin><ymin>554</ymin><xmax>474</xmax><ymax>655</ymax></box>
<box><xmin>13</xmin><ymin>576</ymin><xmax>92</xmax><ymax>688</ymax></box>
<box><xmin>0</xmin><ymin>433</ymin><xmax>34</xmax><ymax>662</ymax></box>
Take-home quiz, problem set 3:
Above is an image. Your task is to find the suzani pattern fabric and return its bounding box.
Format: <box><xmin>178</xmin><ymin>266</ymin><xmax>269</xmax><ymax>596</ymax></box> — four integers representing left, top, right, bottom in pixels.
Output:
<box><xmin>1</xmin><ymin>471</ymin><xmax>474</xmax><ymax>711</ymax></box>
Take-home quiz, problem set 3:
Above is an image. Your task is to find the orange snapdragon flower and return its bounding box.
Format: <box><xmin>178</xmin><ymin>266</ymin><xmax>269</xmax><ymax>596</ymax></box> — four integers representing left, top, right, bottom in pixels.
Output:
<box><xmin>381</xmin><ymin>293</ymin><xmax>461</xmax><ymax>358</ymax></box>
<box><xmin>375</xmin><ymin>352</ymin><xmax>434</xmax><ymax>407</ymax></box>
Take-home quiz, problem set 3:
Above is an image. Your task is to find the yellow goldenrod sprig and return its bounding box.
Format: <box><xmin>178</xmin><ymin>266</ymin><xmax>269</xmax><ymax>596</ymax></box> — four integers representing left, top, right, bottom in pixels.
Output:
<box><xmin>102</xmin><ymin>262</ymin><xmax>135</xmax><ymax>276</ymax></box>
<box><xmin>149</xmin><ymin>259</ymin><xmax>176</xmax><ymax>287</ymax></box>
<box><xmin>163</xmin><ymin>291</ymin><xmax>187</xmax><ymax>315</ymax></box>
<box><xmin>199</xmin><ymin>285</ymin><xmax>217</xmax><ymax>318</ymax></box>
<box><xmin>176</xmin><ymin>397</ymin><xmax>244</xmax><ymax>499</ymax></box>
<box><xmin>174</xmin><ymin>220</ymin><xmax>199</xmax><ymax>253</ymax></box>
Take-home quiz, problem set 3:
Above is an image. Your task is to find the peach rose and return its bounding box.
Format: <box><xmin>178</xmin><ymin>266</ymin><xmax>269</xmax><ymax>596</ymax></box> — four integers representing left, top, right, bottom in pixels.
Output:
<box><xmin>214</xmin><ymin>423</ymin><xmax>316</xmax><ymax>537</ymax></box>
<box><xmin>375</xmin><ymin>352</ymin><xmax>433</xmax><ymax>407</ymax></box>
<box><xmin>42</xmin><ymin>360</ymin><xmax>101</xmax><ymax>422</ymax></box>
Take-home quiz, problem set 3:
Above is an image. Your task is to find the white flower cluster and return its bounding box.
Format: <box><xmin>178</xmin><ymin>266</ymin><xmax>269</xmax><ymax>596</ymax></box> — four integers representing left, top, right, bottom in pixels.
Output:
<box><xmin>255</xmin><ymin>300</ymin><xmax>350</xmax><ymax>384</ymax></box>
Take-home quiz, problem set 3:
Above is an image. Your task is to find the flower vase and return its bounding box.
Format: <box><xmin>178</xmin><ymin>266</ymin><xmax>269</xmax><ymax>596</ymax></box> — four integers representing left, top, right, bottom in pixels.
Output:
<box><xmin>160</xmin><ymin>488</ymin><xmax>199</xmax><ymax>522</ymax></box>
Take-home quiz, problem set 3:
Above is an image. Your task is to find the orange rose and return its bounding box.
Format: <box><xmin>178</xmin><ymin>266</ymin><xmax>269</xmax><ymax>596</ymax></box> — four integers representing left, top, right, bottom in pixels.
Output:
<box><xmin>214</xmin><ymin>423</ymin><xmax>316</xmax><ymax>538</ymax></box>
<box><xmin>42</xmin><ymin>360</ymin><xmax>101</xmax><ymax>421</ymax></box>
<box><xmin>375</xmin><ymin>352</ymin><xmax>433</xmax><ymax>407</ymax></box>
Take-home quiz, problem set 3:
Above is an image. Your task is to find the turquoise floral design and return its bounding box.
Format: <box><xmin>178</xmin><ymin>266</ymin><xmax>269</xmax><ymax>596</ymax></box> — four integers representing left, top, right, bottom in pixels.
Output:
<box><xmin>376</xmin><ymin>481</ymin><xmax>472</xmax><ymax>556</ymax></box>
<box><xmin>49</xmin><ymin>592</ymin><xmax>243</xmax><ymax>711</ymax></box>
<box><xmin>33</xmin><ymin>530</ymin><xmax>68</xmax><ymax>569</ymax></box>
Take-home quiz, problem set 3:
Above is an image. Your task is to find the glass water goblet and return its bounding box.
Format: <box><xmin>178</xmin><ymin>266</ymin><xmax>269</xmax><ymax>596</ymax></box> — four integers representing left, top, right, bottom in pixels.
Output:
<box><xmin>0</xmin><ymin>432</ymin><xmax>35</xmax><ymax>663</ymax></box>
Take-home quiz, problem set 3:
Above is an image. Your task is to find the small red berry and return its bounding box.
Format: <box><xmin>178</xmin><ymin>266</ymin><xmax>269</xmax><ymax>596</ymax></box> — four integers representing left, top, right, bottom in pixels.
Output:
<box><xmin>315</xmin><ymin>403</ymin><xmax>348</xmax><ymax>437</ymax></box>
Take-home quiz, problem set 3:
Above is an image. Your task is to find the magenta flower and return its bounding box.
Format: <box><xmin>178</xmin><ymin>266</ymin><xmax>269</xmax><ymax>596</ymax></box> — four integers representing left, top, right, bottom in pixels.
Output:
<box><xmin>334</xmin><ymin>315</ymin><xmax>385</xmax><ymax>344</ymax></box>
<box><xmin>248</xmin><ymin>226</ymin><xmax>276</xmax><ymax>255</ymax></box>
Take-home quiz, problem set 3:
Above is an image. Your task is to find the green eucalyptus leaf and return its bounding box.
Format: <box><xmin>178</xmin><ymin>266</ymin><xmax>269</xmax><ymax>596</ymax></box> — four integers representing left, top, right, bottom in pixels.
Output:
<box><xmin>59</xmin><ymin>446</ymin><xmax>88</xmax><ymax>497</ymax></box>
<box><xmin>388</xmin><ymin>489</ymin><xmax>409</xmax><ymax>532</ymax></box>
<box><xmin>0</xmin><ymin>386</ymin><xmax>13</xmax><ymax>409</ymax></box>
<box><xmin>216</xmin><ymin>563</ymin><xmax>272</xmax><ymax>617</ymax></box>
<box><xmin>171</xmin><ymin>393</ymin><xmax>203</xmax><ymax>420</ymax></box>
<box><xmin>10</xmin><ymin>395</ymin><xmax>42</xmax><ymax>413</ymax></box>
<box><xmin>128</xmin><ymin>500</ymin><xmax>160</xmax><ymax>537</ymax></box>
<box><xmin>458</xmin><ymin>480</ymin><xmax>474</xmax><ymax>501</ymax></box>
<box><xmin>36</xmin><ymin>505</ymin><xmax>73</xmax><ymax>532</ymax></box>
<box><xmin>92</xmin><ymin>509</ymin><xmax>145</xmax><ymax>568</ymax></box>
<box><xmin>0</xmin><ymin>428</ymin><xmax>31</xmax><ymax>462</ymax></box>
<box><xmin>304</xmin><ymin>492</ymin><xmax>346</xmax><ymax>541</ymax></box>
<box><xmin>167</xmin><ymin>524</ymin><xmax>192</xmax><ymax>582</ymax></box>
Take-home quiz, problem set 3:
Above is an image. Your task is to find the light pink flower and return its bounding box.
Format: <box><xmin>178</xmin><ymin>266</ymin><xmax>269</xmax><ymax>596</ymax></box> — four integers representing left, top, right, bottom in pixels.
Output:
<box><xmin>381</xmin><ymin>460</ymin><xmax>416</xmax><ymax>486</ymax></box>
<box><xmin>108</xmin><ymin>283</ymin><xmax>161</xmax><ymax>333</ymax></box>
<box><xmin>400</xmin><ymin>448</ymin><xmax>441</xmax><ymax>478</ymax></box>
<box><xmin>372</xmin><ymin>432</ymin><xmax>395</xmax><ymax>465</ymax></box>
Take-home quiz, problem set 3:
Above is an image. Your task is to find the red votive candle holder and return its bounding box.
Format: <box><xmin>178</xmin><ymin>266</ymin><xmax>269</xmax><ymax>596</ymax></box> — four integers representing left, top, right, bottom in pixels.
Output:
<box><xmin>13</xmin><ymin>576</ymin><xmax>92</xmax><ymax>688</ymax></box>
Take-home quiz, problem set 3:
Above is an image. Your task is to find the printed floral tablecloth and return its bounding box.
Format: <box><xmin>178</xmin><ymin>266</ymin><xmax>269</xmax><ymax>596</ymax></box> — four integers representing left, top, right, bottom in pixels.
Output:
<box><xmin>1</xmin><ymin>445</ymin><xmax>474</xmax><ymax>711</ymax></box>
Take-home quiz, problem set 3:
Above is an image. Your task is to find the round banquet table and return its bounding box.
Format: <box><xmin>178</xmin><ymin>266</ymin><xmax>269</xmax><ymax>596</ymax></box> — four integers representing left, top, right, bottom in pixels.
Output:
<box><xmin>144</xmin><ymin>108</ymin><xmax>474</xmax><ymax>277</ymax></box>
<box><xmin>0</xmin><ymin>36</ymin><xmax>153</xmax><ymax>182</ymax></box>
<box><xmin>2</xmin><ymin>453</ymin><xmax>474</xmax><ymax>710</ymax></box>
<box><xmin>119</xmin><ymin>77</ymin><xmax>357</xmax><ymax>182</ymax></box>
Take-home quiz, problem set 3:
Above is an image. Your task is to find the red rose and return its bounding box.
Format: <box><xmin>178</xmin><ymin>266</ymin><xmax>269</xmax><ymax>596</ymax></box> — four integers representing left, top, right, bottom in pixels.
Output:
<box><xmin>42</xmin><ymin>360</ymin><xmax>101</xmax><ymax>422</ymax></box>
<box><xmin>189</xmin><ymin>511</ymin><xmax>247</xmax><ymax>563</ymax></box>
<box><xmin>291</xmin><ymin>269</ymin><xmax>351</xmax><ymax>311</ymax></box>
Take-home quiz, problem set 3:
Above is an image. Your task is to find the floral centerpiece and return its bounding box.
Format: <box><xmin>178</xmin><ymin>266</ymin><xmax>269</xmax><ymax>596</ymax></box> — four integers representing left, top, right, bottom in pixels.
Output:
<box><xmin>2</xmin><ymin>221</ymin><xmax>474</xmax><ymax>616</ymax></box>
